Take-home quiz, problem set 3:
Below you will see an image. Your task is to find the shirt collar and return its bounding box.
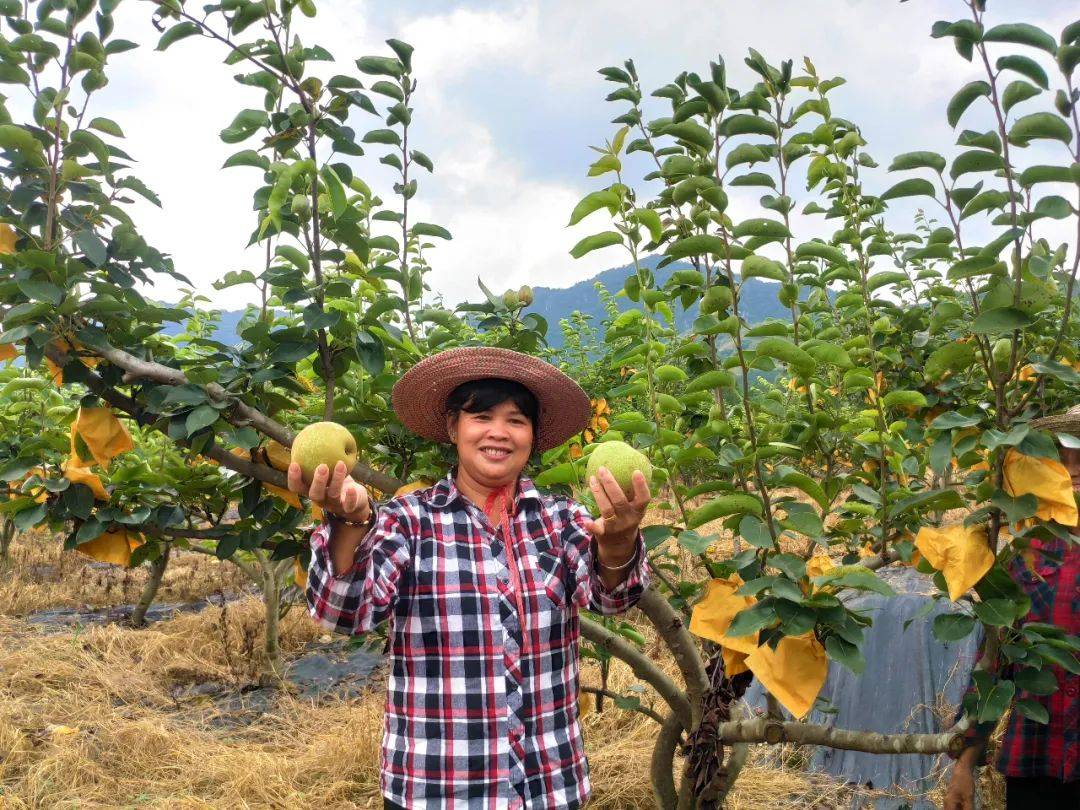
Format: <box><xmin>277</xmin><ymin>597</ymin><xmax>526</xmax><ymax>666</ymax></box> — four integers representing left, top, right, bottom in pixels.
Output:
<box><xmin>427</xmin><ymin>469</ymin><xmax>543</xmax><ymax>511</ymax></box>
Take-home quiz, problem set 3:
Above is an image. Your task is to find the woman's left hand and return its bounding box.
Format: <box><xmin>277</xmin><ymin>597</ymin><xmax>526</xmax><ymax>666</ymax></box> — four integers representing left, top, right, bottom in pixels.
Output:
<box><xmin>584</xmin><ymin>466</ymin><xmax>651</xmax><ymax>547</ymax></box>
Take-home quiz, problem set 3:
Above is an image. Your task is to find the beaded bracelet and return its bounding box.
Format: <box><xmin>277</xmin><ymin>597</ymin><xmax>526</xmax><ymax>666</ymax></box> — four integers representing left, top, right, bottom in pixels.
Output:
<box><xmin>325</xmin><ymin>509</ymin><xmax>374</xmax><ymax>529</ymax></box>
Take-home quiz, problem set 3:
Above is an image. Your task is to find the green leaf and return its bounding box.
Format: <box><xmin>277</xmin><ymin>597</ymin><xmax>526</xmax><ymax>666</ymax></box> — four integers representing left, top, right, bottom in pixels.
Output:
<box><xmin>803</xmin><ymin>343</ymin><xmax>853</xmax><ymax>369</ymax></box>
<box><xmin>739</xmin><ymin>514</ymin><xmax>773</xmax><ymax>549</ymax></box>
<box><xmin>222</xmin><ymin>149</ymin><xmax>269</xmax><ymax>170</ymax></box>
<box><xmin>88</xmin><ymin>117</ymin><xmax>124</xmax><ymax>138</ymax></box>
<box><xmin>362</xmin><ymin>128</ymin><xmax>401</xmax><ymax>146</ymax></box>
<box><xmin>320</xmin><ymin>165</ymin><xmax>347</xmax><ymax>216</ymax></box>
<box><xmin>753</xmin><ymin>337</ymin><xmax>816</xmax><ymax>376</ymax></box>
<box><xmin>740</xmin><ymin>255</ymin><xmax>787</xmax><ymax>282</ymax></box>
<box><xmin>665</xmin><ymin>234</ymin><xmax>729</xmax><ymax>260</ymax></box>
<box><xmin>0</xmin><ymin>124</ymin><xmax>46</xmax><ymax>166</ymax></box>
<box><xmin>17</xmin><ymin>278</ymin><xmax>63</xmax><ymax>306</ymax></box>
<box><xmin>687</xmin><ymin>494</ymin><xmax>765</xmax><ymax>529</ymax></box>
<box><xmin>570</xmin><ymin>231</ymin><xmax>622</xmax><ymax>259</ymax></box>
<box><xmin>982</xmin><ymin>23</ymin><xmax>1057</xmax><ymax>53</ymax></box>
<box><xmin>1014</xmin><ymin>666</ymin><xmax>1058</xmax><ymax>696</ymax></box>
<box><xmin>664</xmin><ymin>121</ymin><xmax>713</xmax><ymax>151</ymax></box>
<box><xmin>794</xmin><ymin>241</ymin><xmax>847</xmax><ymax>265</ymax></box>
<box><xmin>156</xmin><ymin>21</ymin><xmax>200</xmax><ymax>51</ymax></box>
<box><xmin>631</xmin><ymin>208</ymin><xmax>662</xmax><ymax>243</ymax></box>
<box><xmin>996</xmin><ymin>55</ymin><xmax>1049</xmax><ymax>89</ymax></box>
<box><xmin>568</xmin><ymin>190</ymin><xmax>620</xmax><ymax>226</ymax></box>
<box><xmin>185</xmin><ymin>405</ymin><xmax>219</xmax><ymax>436</ymax></box>
<box><xmin>1013</xmin><ymin>698</ymin><xmax>1049</xmax><ymax>724</ymax></box>
<box><xmin>13</xmin><ymin>502</ymin><xmax>47</xmax><ymax>531</ymax></box>
<box><xmin>947</xmin><ymin>81</ymin><xmax>991</xmax><ymax>128</ymax></box>
<box><xmin>355</xmin><ymin>55</ymin><xmax>402</xmax><ymax>77</ymax></box>
<box><xmin>880</xmin><ymin>178</ymin><xmax>936</xmax><ymax>201</ymax></box>
<box><xmin>732</xmin><ymin>218</ymin><xmax>791</xmax><ymax>241</ymax></box>
<box><xmin>684</xmin><ymin>369</ymin><xmax>736</xmax><ymax>393</ymax></box>
<box><xmin>933</xmin><ymin>613</ymin><xmax>976</xmax><ymax>641</ymax></box>
<box><xmin>726</xmin><ymin>601</ymin><xmax>777</xmax><ymax>638</ymax></box>
<box><xmin>971</xmin><ymin>307</ymin><xmax>1035</xmax><ymax>334</ymax></box>
<box><xmin>677</xmin><ymin>529</ymin><xmax>714</xmax><ymax>555</ymax></box>
<box><xmin>412</xmin><ymin>222</ymin><xmax>452</xmax><ymax>240</ymax></box>
<box><xmin>825</xmin><ymin>635</ymin><xmax>866</xmax><ymax>675</ymax></box>
<box><xmin>1009</xmin><ymin>113</ymin><xmax>1072</xmax><ymax>146</ymax></box>
<box><xmin>73</xmin><ymin>230</ymin><xmax>107</xmax><ymax>266</ymax></box>
<box><xmin>882</xmin><ymin>390</ymin><xmax>927</xmax><ymax>410</ymax></box>
<box><xmin>718</xmin><ymin>114</ymin><xmax>778</xmax><ymax>138</ymax></box>
<box><xmin>1001</xmin><ymin>80</ymin><xmax>1042</xmax><ymax>114</ymax></box>
<box><xmin>975</xmin><ymin>675</ymin><xmax>1015</xmax><ymax>723</ymax></box>
<box><xmin>888</xmin><ymin>151</ymin><xmax>947</xmax><ymax>173</ymax></box>
<box><xmin>972</xmin><ymin>598</ymin><xmax>1018</xmax><ymax>626</ymax></box>
<box><xmin>386</xmin><ymin>39</ymin><xmax>414</xmax><ymax>71</ymax></box>
<box><xmin>950</xmin><ymin>150</ymin><xmax>1005</xmax><ymax>180</ymax></box>
<box><xmin>815</xmin><ymin>567</ymin><xmax>896</xmax><ymax>597</ymax></box>
<box><xmin>410</xmin><ymin>150</ymin><xmax>434</xmax><ymax>172</ymax></box>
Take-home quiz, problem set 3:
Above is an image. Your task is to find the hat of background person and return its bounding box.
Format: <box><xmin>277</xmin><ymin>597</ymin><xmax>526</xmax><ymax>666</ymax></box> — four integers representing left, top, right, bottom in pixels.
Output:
<box><xmin>390</xmin><ymin>347</ymin><xmax>591</xmax><ymax>452</ymax></box>
<box><xmin>1032</xmin><ymin>404</ymin><xmax>1080</xmax><ymax>438</ymax></box>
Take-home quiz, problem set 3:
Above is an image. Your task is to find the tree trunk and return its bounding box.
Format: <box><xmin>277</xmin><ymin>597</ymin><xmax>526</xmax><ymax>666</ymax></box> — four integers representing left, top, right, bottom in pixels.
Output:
<box><xmin>260</xmin><ymin>561</ymin><xmax>284</xmax><ymax>687</ymax></box>
<box><xmin>130</xmin><ymin>541</ymin><xmax>171</xmax><ymax>628</ymax></box>
<box><xmin>0</xmin><ymin>517</ymin><xmax>15</xmax><ymax>562</ymax></box>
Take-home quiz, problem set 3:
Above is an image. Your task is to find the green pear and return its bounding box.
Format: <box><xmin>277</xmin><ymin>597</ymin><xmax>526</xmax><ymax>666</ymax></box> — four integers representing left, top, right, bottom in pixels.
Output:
<box><xmin>586</xmin><ymin>440</ymin><xmax>652</xmax><ymax>497</ymax></box>
<box><xmin>290</xmin><ymin>421</ymin><xmax>358</xmax><ymax>482</ymax></box>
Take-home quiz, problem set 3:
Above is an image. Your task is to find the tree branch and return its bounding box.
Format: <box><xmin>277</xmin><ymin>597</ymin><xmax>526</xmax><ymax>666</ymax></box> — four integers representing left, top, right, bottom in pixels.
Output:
<box><xmin>63</xmin><ymin>339</ymin><xmax>403</xmax><ymax>492</ymax></box>
<box><xmin>579</xmin><ymin>615</ymin><xmax>692</xmax><ymax>730</ymax></box>
<box><xmin>637</xmin><ymin>587</ymin><xmax>708</xmax><ymax>727</ymax></box>
<box><xmin>579</xmin><ymin>686</ymin><xmax>665</xmax><ymax>725</ymax></box>
<box><xmin>714</xmin><ymin>717</ymin><xmax>964</xmax><ymax>755</ymax></box>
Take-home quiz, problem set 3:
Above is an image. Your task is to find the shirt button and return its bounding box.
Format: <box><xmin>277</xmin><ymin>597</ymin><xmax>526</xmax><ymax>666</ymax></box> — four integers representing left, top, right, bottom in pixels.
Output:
<box><xmin>1067</xmin><ymin>683</ymin><xmax>1078</xmax><ymax>696</ymax></box>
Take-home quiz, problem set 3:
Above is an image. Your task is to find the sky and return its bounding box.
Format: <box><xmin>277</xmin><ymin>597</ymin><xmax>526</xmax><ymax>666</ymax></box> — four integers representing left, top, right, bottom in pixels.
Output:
<box><xmin>71</xmin><ymin>0</ymin><xmax>1079</xmax><ymax>309</ymax></box>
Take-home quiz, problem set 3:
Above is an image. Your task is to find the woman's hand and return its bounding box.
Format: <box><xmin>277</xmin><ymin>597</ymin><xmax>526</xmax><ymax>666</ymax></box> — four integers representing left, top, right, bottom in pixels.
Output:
<box><xmin>287</xmin><ymin>460</ymin><xmax>370</xmax><ymax>523</ymax></box>
<box><xmin>584</xmin><ymin>466</ymin><xmax>651</xmax><ymax>549</ymax></box>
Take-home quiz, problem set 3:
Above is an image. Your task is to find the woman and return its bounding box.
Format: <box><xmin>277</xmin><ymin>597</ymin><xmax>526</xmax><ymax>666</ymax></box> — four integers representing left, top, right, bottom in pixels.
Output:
<box><xmin>944</xmin><ymin>404</ymin><xmax>1080</xmax><ymax>808</ymax></box>
<box><xmin>288</xmin><ymin>347</ymin><xmax>652</xmax><ymax>809</ymax></box>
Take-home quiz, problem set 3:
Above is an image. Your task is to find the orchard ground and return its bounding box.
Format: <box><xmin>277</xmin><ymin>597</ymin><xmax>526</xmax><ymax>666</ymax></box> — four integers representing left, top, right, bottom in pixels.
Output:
<box><xmin>0</xmin><ymin>515</ymin><xmax>1003</xmax><ymax>809</ymax></box>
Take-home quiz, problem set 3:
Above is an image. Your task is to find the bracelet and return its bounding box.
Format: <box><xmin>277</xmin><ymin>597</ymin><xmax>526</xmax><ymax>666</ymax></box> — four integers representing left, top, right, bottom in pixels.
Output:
<box><xmin>598</xmin><ymin>544</ymin><xmax>639</xmax><ymax>571</ymax></box>
<box><xmin>325</xmin><ymin>509</ymin><xmax>373</xmax><ymax>529</ymax></box>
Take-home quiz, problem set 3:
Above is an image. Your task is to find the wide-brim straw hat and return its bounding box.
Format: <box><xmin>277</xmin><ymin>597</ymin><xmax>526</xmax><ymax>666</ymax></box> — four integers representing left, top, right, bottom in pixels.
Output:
<box><xmin>390</xmin><ymin>347</ymin><xmax>591</xmax><ymax>452</ymax></box>
<box><xmin>1032</xmin><ymin>404</ymin><xmax>1080</xmax><ymax>437</ymax></box>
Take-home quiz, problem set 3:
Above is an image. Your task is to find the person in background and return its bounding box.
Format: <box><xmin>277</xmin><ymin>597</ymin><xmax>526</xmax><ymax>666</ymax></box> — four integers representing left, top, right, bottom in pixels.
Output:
<box><xmin>945</xmin><ymin>405</ymin><xmax>1080</xmax><ymax>808</ymax></box>
<box><xmin>288</xmin><ymin>347</ymin><xmax>652</xmax><ymax>810</ymax></box>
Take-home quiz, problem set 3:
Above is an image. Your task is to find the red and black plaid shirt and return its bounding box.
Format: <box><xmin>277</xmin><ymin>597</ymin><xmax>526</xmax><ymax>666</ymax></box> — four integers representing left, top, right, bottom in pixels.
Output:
<box><xmin>306</xmin><ymin>473</ymin><xmax>649</xmax><ymax>808</ymax></box>
<box><xmin>964</xmin><ymin>536</ymin><xmax>1079</xmax><ymax>781</ymax></box>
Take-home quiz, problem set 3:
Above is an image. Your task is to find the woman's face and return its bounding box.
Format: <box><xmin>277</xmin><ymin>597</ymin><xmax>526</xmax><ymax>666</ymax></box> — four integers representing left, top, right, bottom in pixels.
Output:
<box><xmin>1062</xmin><ymin>445</ymin><xmax>1080</xmax><ymax>491</ymax></box>
<box><xmin>449</xmin><ymin>400</ymin><xmax>534</xmax><ymax>489</ymax></box>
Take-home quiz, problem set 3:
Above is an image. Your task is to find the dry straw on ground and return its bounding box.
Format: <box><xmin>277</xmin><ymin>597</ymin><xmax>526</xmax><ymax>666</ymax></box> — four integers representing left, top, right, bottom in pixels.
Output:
<box><xmin>0</xmin><ymin>526</ymin><xmax>982</xmax><ymax>808</ymax></box>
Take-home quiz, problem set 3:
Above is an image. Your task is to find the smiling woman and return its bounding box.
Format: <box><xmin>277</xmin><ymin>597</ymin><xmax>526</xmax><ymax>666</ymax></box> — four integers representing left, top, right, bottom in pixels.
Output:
<box><xmin>288</xmin><ymin>346</ymin><xmax>653</xmax><ymax>809</ymax></box>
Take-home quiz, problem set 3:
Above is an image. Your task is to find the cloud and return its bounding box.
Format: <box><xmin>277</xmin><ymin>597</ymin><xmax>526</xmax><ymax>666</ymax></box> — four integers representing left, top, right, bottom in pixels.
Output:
<box><xmin>19</xmin><ymin>0</ymin><xmax>1070</xmax><ymax>312</ymax></box>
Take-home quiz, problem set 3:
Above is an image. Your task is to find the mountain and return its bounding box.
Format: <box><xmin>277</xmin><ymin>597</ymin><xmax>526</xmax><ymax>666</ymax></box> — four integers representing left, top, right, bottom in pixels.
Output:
<box><xmin>157</xmin><ymin>255</ymin><xmax>789</xmax><ymax>347</ymax></box>
<box><xmin>526</xmin><ymin>255</ymin><xmax>788</xmax><ymax>347</ymax></box>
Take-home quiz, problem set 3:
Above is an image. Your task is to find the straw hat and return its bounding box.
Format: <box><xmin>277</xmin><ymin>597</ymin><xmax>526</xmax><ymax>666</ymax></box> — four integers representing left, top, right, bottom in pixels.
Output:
<box><xmin>1032</xmin><ymin>404</ymin><xmax>1080</xmax><ymax>437</ymax></box>
<box><xmin>390</xmin><ymin>347</ymin><xmax>591</xmax><ymax>452</ymax></box>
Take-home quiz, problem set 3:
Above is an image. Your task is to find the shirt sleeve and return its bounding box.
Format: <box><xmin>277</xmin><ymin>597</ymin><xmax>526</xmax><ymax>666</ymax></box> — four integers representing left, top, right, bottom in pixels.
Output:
<box><xmin>561</xmin><ymin>499</ymin><xmax>650</xmax><ymax>615</ymax></box>
<box><xmin>305</xmin><ymin>504</ymin><xmax>412</xmax><ymax>636</ymax></box>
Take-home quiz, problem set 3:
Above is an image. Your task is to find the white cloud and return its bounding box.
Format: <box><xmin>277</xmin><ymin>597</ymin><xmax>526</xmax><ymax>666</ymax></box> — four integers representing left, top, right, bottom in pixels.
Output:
<box><xmin>21</xmin><ymin>0</ymin><xmax>1071</xmax><ymax>312</ymax></box>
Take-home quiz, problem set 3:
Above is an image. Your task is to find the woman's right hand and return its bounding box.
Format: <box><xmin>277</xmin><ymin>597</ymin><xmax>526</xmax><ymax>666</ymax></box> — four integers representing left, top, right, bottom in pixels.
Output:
<box><xmin>287</xmin><ymin>460</ymin><xmax>371</xmax><ymax>523</ymax></box>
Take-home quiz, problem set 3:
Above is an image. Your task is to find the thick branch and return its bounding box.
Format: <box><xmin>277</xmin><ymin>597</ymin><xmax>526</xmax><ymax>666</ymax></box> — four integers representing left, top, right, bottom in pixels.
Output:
<box><xmin>650</xmin><ymin>710</ymin><xmax>683</xmax><ymax>810</ymax></box>
<box><xmin>714</xmin><ymin>717</ymin><xmax>964</xmax><ymax>756</ymax></box>
<box><xmin>67</xmin><ymin>341</ymin><xmax>402</xmax><ymax>492</ymax></box>
<box><xmin>637</xmin><ymin>587</ymin><xmax>708</xmax><ymax>727</ymax></box>
<box><xmin>579</xmin><ymin>615</ymin><xmax>691</xmax><ymax>730</ymax></box>
<box><xmin>45</xmin><ymin>342</ymin><xmax>290</xmax><ymax>488</ymax></box>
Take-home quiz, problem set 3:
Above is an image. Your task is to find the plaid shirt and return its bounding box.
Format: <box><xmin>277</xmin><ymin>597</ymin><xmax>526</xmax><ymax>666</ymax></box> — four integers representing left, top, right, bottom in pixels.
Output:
<box><xmin>963</xmin><ymin>537</ymin><xmax>1079</xmax><ymax>781</ymax></box>
<box><xmin>306</xmin><ymin>473</ymin><xmax>649</xmax><ymax>808</ymax></box>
